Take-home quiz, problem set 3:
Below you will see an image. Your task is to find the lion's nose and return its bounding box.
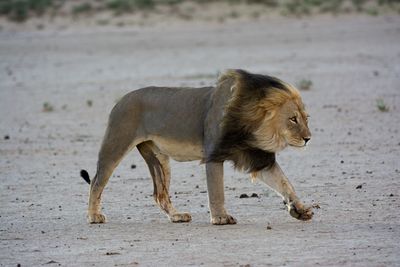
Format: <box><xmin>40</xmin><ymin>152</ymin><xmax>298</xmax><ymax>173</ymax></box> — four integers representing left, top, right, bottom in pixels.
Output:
<box><xmin>303</xmin><ymin>137</ymin><xmax>310</xmax><ymax>144</ymax></box>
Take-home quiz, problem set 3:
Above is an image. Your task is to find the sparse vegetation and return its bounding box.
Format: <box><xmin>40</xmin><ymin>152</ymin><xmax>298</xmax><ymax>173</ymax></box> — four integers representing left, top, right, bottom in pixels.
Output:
<box><xmin>107</xmin><ymin>0</ymin><xmax>155</xmax><ymax>14</ymax></box>
<box><xmin>320</xmin><ymin>0</ymin><xmax>344</xmax><ymax>13</ymax></box>
<box><xmin>72</xmin><ymin>3</ymin><xmax>93</xmax><ymax>15</ymax></box>
<box><xmin>43</xmin><ymin>102</ymin><xmax>54</xmax><ymax>112</ymax></box>
<box><xmin>86</xmin><ymin>100</ymin><xmax>93</xmax><ymax>107</ymax></box>
<box><xmin>376</xmin><ymin>98</ymin><xmax>389</xmax><ymax>112</ymax></box>
<box><xmin>229</xmin><ymin>10</ymin><xmax>240</xmax><ymax>18</ymax></box>
<box><xmin>97</xmin><ymin>19</ymin><xmax>110</xmax><ymax>25</ymax></box>
<box><xmin>1</xmin><ymin>0</ymin><xmax>399</xmax><ymax>22</ymax></box>
<box><xmin>297</xmin><ymin>79</ymin><xmax>313</xmax><ymax>91</ymax></box>
<box><xmin>0</xmin><ymin>0</ymin><xmax>55</xmax><ymax>22</ymax></box>
<box><xmin>284</xmin><ymin>1</ymin><xmax>311</xmax><ymax>16</ymax></box>
<box><xmin>365</xmin><ymin>7</ymin><xmax>378</xmax><ymax>16</ymax></box>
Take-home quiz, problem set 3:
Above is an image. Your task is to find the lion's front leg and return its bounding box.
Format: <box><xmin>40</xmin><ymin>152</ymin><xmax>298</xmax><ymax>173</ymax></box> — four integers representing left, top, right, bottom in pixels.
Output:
<box><xmin>206</xmin><ymin>162</ymin><xmax>237</xmax><ymax>225</ymax></box>
<box><xmin>255</xmin><ymin>162</ymin><xmax>313</xmax><ymax>221</ymax></box>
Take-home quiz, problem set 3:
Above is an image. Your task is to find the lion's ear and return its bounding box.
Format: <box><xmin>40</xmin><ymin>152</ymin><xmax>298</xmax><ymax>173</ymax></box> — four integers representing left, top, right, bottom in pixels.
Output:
<box><xmin>217</xmin><ymin>69</ymin><xmax>240</xmax><ymax>85</ymax></box>
<box><xmin>217</xmin><ymin>69</ymin><xmax>248</xmax><ymax>94</ymax></box>
<box><xmin>216</xmin><ymin>70</ymin><xmax>241</xmax><ymax>95</ymax></box>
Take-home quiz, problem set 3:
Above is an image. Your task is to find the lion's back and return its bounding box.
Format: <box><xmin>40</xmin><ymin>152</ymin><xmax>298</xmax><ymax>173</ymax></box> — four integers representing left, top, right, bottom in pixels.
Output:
<box><xmin>116</xmin><ymin>86</ymin><xmax>214</xmax><ymax>142</ymax></box>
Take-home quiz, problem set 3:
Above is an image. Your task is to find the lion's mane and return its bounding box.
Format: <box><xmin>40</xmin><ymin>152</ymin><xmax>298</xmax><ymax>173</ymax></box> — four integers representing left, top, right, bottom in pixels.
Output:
<box><xmin>207</xmin><ymin>69</ymin><xmax>301</xmax><ymax>173</ymax></box>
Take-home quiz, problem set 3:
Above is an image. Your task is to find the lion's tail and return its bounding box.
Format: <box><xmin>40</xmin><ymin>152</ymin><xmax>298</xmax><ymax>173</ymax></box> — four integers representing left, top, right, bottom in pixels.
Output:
<box><xmin>80</xmin><ymin>169</ymin><xmax>91</xmax><ymax>185</ymax></box>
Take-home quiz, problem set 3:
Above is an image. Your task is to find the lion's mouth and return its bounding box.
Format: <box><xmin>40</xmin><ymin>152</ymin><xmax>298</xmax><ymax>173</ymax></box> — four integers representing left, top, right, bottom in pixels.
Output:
<box><xmin>288</xmin><ymin>141</ymin><xmax>307</xmax><ymax>148</ymax></box>
<box><xmin>290</xmin><ymin>144</ymin><xmax>306</xmax><ymax>148</ymax></box>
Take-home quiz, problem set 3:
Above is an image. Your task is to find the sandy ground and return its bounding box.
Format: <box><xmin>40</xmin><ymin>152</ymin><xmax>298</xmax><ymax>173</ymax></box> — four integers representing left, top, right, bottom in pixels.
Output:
<box><xmin>1</xmin><ymin>14</ymin><xmax>400</xmax><ymax>267</ymax></box>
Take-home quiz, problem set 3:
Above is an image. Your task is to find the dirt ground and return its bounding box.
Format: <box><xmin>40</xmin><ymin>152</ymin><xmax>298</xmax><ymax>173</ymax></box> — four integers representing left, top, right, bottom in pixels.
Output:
<box><xmin>1</xmin><ymin>14</ymin><xmax>400</xmax><ymax>267</ymax></box>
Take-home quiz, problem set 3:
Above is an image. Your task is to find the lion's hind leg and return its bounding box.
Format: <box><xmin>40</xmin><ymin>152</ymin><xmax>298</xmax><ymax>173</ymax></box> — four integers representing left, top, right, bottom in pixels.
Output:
<box><xmin>137</xmin><ymin>141</ymin><xmax>192</xmax><ymax>223</ymax></box>
<box><xmin>88</xmin><ymin>120</ymin><xmax>139</xmax><ymax>224</ymax></box>
<box><xmin>88</xmin><ymin>153</ymin><xmax>122</xmax><ymax>224</ymax></box>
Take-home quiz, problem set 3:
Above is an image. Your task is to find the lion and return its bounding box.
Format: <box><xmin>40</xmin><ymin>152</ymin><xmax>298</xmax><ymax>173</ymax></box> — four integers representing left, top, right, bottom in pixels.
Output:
<box><xmin>80</xmin><ymin>69</ymin><xmax>313</xmax><ymax>225</ymax></box>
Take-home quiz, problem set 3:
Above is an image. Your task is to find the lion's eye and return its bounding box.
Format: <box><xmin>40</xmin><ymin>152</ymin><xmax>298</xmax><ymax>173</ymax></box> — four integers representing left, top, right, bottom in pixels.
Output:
<box><xmin>290</xmin><ymin>117</ymin><xmax>298</xmax><ymax>124</ymax></box>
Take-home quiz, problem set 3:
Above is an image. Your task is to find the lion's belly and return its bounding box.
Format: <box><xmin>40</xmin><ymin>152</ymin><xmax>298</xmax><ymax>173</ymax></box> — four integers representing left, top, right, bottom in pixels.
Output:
<box><xmin>150</xmin><ymin>136</ymin><xmax>204</xmax><ymax>162</ymax></box>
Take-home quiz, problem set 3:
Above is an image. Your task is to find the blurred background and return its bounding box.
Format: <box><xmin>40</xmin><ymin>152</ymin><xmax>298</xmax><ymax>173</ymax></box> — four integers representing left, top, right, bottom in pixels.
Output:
<box><xmin>1</xmin><ymin>0</ymin><xmax>399</xmax><ymax>28</ymax></box>
<box><xmin>1</xmin><ymin>1</ymin><xmax>400</xmax><ymax>266</ymax></box>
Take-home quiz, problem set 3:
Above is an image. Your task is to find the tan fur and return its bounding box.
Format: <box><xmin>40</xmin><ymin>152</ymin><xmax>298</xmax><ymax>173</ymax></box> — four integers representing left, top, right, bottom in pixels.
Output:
<box><xmin>253</xmin><ymin>88</ymin><xmax>310</xmax><ymax>152</ymax></box>
<box><xmin>84</xmin><ymin>69</ymin><xmax>313</xmax><ymax>225</ymax></box>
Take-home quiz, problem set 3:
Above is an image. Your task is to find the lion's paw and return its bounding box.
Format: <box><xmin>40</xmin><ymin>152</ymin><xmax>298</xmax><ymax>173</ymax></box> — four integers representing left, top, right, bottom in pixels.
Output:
<box><xmin>287</xmin><ymin>202</ymin><xmax>313</xmax><ymax>221</ymax></box>
<box><xmin>170</xmin><ymin>212</ymin><xmax>192</xmax><ymax>223</ymax></box>
<box><xmin>211</xmin><ymin>214</ymin><xmax>237</xmax><ymax>225</ymax></box>
<box><xmin>88</xmin><ymin>213</ymin><xmax>106</xmax><ymax>224</ymax></box>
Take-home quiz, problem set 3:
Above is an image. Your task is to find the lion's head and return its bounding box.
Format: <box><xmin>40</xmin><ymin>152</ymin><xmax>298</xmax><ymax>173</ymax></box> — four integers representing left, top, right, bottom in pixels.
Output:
<box><xmin>252</xmin><ymin>79</ymin><xmax>311</xmax><ymax>152</ymax></box>
<box><xmin>207</xmin><ymin>69</ymin><xmax>311</xmax><ymax>172</ymax></box>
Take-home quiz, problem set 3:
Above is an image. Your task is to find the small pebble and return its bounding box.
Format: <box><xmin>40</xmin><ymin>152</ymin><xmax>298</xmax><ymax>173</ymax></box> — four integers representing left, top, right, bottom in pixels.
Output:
<box><xmin>105</xmin><ymin>252</ymin><xmax>120</xmax><ymax>255</ymax></box>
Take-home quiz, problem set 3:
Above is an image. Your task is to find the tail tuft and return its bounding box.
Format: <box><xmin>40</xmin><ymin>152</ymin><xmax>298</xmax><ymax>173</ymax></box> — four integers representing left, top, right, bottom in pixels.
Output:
<box><xmin>80</xmin><ymin>169</ymin><xmax>91</xmax><ymax>184</ymax></box>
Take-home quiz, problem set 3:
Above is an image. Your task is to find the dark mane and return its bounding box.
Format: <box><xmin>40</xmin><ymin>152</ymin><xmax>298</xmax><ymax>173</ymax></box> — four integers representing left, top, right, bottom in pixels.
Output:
<box><xmin>206</xmin><ymin>69</ymin><xmax>291</xmax><ymax>173</ymax></box>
